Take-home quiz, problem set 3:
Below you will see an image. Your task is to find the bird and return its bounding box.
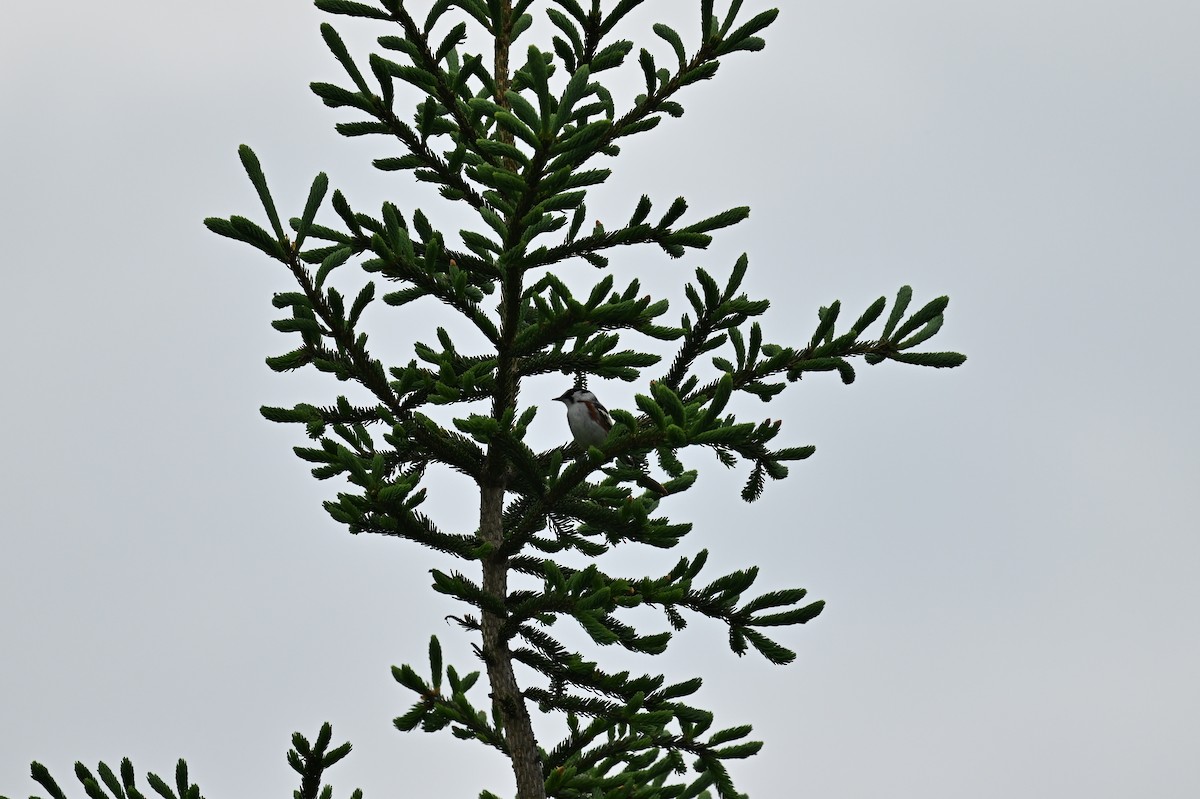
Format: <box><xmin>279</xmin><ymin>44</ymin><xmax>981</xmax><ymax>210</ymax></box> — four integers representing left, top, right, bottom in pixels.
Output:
<box><xmin>554</xmin><ymin>388</ymin><xmax>668</xmax><ymax>495</ymax></box>
<box><xmin>554</xmin><ymin>387</ymin><xmax>614</xmax><ymax>447</ymax></box>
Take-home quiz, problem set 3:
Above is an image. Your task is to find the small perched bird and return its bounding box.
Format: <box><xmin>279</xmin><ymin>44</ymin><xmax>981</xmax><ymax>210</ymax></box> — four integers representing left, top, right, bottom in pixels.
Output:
<box><xmin>554</xmin><ymin>388</ymin><xmax>613</xmax><ymax>447</ymax></box>
<box><xmin>554</xmin><ymin>388</ymin><xmax>667</xmax><ymax>495</ymax></box>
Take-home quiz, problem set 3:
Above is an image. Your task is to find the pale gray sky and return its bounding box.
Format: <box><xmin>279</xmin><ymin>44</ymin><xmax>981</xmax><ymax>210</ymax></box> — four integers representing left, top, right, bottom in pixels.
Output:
<box><xmin>3</xmin><ymin>1</ymin><xmax>1198</xmax><ymax>797</ymax></box>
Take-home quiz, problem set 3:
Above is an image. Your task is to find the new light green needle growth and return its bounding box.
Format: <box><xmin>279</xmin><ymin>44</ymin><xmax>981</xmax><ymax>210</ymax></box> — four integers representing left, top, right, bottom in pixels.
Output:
<box><xmin>19</xmin><ymin>2</ymin><xmax>964</xmax><ymax>799</ymax></box>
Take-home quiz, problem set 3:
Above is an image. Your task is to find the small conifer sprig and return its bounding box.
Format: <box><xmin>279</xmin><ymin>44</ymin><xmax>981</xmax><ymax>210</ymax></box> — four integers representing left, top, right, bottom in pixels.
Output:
<box><xmin>20</xmin><ymin>725</ymin><xmax>359</xmax><ymax>799</ymax></box>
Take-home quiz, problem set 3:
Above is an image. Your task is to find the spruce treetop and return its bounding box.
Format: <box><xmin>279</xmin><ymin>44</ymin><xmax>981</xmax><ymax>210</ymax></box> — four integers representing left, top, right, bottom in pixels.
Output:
<box><xmin>21</xmin><ymin>3</ymin><xmax>963</xmax><ymax>799</ymax></box>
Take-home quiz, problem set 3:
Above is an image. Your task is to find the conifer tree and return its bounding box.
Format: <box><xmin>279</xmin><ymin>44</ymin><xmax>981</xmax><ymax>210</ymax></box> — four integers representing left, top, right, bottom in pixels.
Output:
<box><xmin>17</xmin><ymin>2</ymin><xmax>963</xmax><ymax>799</ymax></box>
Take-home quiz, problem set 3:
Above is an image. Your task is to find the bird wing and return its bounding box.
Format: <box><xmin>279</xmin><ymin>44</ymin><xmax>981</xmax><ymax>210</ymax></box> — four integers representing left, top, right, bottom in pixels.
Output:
<box><xmin>587</xmin><ymin>399</ymin><xmax>613</xmax><ymax>431</ymax></box>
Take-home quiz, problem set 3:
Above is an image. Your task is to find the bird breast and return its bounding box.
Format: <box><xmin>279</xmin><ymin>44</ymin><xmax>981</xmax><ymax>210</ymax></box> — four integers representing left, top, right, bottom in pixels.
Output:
<box><xmin>567</xmin><ymin>402</ymin><xmax>609</xmax><ymax>446</ymax></box>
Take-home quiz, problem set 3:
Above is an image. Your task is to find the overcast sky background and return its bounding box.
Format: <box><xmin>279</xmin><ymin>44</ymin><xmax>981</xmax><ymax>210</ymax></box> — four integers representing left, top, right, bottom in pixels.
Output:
<box><xmin>3</xmin><ymin>1</ymin><xmax>1198</xmax><ymax>797</ymax></box>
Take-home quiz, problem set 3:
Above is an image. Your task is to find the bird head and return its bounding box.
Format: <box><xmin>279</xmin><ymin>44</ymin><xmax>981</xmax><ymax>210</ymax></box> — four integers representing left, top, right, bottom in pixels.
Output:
<box><xmin>554</xmin><ymin>388</ymin><xmax>593</xmax><ymax>405</ymax></box>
